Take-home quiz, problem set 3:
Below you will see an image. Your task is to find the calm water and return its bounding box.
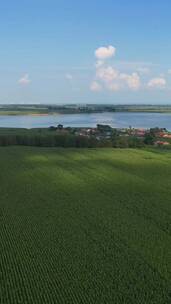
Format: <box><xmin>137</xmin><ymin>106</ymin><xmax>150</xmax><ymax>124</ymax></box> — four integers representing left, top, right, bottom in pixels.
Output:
<box><xmin>0</xmin><ymin>112</ymin><xmax>171</xmax><ymax>130</ymax></box>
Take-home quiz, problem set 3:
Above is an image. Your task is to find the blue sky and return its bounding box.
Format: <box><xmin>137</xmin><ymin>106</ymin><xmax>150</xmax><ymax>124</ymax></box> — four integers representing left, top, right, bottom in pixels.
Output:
<box><xmin>0</xmin><ymin>0</ymin><xmax>171</xmax><ymax>104</ymax></box>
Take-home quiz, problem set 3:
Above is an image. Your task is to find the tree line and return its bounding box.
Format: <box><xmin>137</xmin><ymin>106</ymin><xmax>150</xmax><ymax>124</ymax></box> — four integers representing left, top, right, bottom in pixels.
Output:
<box><xmin>0</xmin><ymin>133</ymin><xmax>145</xmax><ymax>148</ymax></box>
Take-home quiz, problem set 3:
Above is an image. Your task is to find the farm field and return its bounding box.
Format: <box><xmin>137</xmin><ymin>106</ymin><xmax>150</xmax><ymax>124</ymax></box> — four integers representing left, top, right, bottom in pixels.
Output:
<box><xmin>0</xmin><ymin>147</ymin><xmax>171</xmax><ymax>303</ymax></box>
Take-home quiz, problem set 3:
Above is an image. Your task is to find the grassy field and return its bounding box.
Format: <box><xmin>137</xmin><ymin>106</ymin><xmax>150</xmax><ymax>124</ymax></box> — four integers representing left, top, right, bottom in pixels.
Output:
<box><xmin>0</xmin><ymin>147</ymin><xmax>171</xmax><ymax>303</ymax></box>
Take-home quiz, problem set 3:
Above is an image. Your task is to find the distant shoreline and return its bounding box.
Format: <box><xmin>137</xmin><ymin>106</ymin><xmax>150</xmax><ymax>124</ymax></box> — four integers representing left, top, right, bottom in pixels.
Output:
<box><xmin>1</xmin><ymin>110</ymin><xmax>171</xmax><ymax>116</ymax></box>
<box><xmin>1</xmin><ymin>104</ymin><xmax>171</xmax><ymax>116</ymax></box>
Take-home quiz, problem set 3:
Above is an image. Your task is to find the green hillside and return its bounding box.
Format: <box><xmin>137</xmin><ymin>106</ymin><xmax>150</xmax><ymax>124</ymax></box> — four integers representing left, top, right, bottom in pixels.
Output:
<box><xmin>0</xmin><ymin>147</ymin><xmax>171</xmax><ymax>303</ymax></box>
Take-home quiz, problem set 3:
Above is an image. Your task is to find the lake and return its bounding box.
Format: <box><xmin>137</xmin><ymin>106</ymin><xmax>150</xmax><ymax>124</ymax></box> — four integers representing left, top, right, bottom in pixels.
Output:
<box><xmin>0</xmin><ymin>112</ymin><xmax>171</xmax><ymax>129</ymax></box>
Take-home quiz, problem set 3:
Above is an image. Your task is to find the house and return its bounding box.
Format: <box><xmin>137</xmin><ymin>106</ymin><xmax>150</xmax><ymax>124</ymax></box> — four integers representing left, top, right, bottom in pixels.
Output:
<box><xmin>135</xmin><ymin>129</ymin><xmax>146</xmax><ymax>137</ymax></box>
<box><xmin>154</xmin><ymin>141</ymin><xmax>170</xmax><ymax>146</ymax></box>
<box><xmin>163</xmin><ymin>134</ymin><xmax>171</xmax><ymax>139</ymax></box>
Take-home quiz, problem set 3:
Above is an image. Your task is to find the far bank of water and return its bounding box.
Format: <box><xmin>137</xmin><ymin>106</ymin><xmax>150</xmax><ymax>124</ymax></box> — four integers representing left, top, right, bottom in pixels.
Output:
<box><xmin>0</xmin><ymin>112</ymin><xmax>171</xmax><ymax>130</ymax></box>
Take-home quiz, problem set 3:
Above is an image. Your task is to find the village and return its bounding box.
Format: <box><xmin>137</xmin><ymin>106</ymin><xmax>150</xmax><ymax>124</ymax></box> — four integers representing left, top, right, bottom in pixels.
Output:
<box><xmin>50</xmin><ymin>124</ymin><xmax>171</xmax><ymax>147</ymax></box>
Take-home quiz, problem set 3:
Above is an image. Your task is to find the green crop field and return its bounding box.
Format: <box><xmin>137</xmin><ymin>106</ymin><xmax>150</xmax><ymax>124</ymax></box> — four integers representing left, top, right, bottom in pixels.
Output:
<box><xmin>0</xmin><ymin>147</ymin><xmax>171</xmax><ymax>303</ymax></box>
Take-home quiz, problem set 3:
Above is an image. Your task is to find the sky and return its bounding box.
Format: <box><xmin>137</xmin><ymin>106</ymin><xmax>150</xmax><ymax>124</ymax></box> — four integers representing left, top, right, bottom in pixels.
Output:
<box><xmin>0</xmin><ymin>0</ymin><xmax>171</xmax><ymax>104</ymax></box>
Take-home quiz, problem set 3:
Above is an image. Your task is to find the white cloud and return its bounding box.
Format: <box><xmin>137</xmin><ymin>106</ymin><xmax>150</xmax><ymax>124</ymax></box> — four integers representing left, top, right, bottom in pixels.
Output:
<box><xmin>95</xmin><ymin>64</ymin><xmax>141</xmax><ymax>91</ymax></box>
<box><xmin>96</xmin><ymin>66</ymin><xmax>118</xmax><ymax>82</ymax></box>
<box><xmin>91</xmin><ymin>45</ymin><xmax>143</xmax><ymax>92</ymax></box>
<box><xmin>127</xmin><ymin>73</ymin><xmax>141</xmax><ymax>90</ymax></box>
<box><xmin>120</xmin><ymin>72</ymin><xmax>141</xmax><ymax>90</ymax></box>
<box><xmin>147</xmin><ymin>77</ymin><xmax>166</xmax><ymax>89</ymax></box>
<box><xmin>95</xmin><ymin>45</ymin><xmax>116</xmax><ymax>60</ymax></box>
<box><xmin>90</xmin><ymin>45</ymin><xmax>170</xmax><ymax>93</ymax></box>
<box><xmin>90</xmin><ymin>81</ymin><xmax>102</xmax><ymax>92</ymax></box>
<box><xmin>65</xmin><ymin>73</ymin><xmax>73</xmax><ymax>80</ymax></box>
<box><xmin>18</xmin><ymin>74</ymin><xmax>31</xmax><ymax>85</ymax></box>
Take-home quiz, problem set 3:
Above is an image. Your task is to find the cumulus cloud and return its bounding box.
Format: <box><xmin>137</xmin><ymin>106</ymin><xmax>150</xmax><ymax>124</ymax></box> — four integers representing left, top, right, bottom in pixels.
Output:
<box><xmin>120</xmin><ymin>72</ymin><xmax>141</xmax><ymax>90</ymax></box>
<box><xmin>91</xmin><ymin>45</ymin><xmax>169</xmax><ymax>93</ymax></box>
<box><xmin>95</xmin><ymin>45</ymin><xmax>116</xmax><ymax>60</ymax></box>
<box><xmin>18</xmin><ymin>74</ymin><xmax>31</xmax><ymax>85</ymax></box>
<box><xmin>147</xmin><ymin>77</ymin><xmax>166</xmax><ymax>89</ymax></box>
<box><xmin>96</xmin><ymin>66</ymin><xmax>119</xmax><ymax>82</ymax></box>
<box><xmin>95</xmin><ymin>64</ymin><xmax>141</xmax><ymax>92</ymax></box>
<box><xmin>91</xmin><ymin>45</ymin><xmax>142</xmax><ymax>92</ymax></box>
<box><xmin>90</xmin><ymin>81</ymin><xmax>102</xmax><ymax>92</ymax></box>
